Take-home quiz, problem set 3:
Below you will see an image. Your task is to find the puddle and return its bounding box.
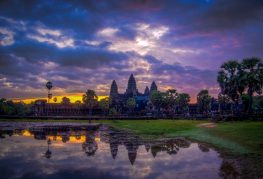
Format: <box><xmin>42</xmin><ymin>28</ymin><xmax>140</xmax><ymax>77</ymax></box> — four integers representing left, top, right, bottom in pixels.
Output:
<box><xmin>0</xmin><ymin>122</ymin><xmax>240</xmax><ymax>179</ymax></box>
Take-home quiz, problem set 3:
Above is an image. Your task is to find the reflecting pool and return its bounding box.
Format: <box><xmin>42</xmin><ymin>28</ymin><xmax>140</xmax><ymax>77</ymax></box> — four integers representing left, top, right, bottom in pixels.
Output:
<box><xmin>0</xmin><ymin>122</ymin><xmax>239</xmax><ymax>179</ymax></box>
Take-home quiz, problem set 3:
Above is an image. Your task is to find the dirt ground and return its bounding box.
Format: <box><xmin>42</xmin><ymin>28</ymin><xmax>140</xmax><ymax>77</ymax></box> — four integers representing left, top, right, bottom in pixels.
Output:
<box><xmin>197</xmin><ymin>122</ymin><xmax>217</xmax><ymax>128</ymax></box>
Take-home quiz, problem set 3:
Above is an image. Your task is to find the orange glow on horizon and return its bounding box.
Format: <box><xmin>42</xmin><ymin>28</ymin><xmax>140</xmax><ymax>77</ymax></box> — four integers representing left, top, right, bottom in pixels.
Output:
<box><xmin>22</xmin><ymin>130</ymin><xmax>33</xmax><ymax>137</ymax></box>
<box><xmin>47</xmin><ymin>135</ymin><xmax>87</xmax><ymax>143</ymax></box>
<box><xmin>13</xmin><ymin>95</ymin><xmax>197</xmax><ymax>104</ymax></box>
<box><xmin>12</xmin><ymin>95</ymin><xmax>109</xmax><ymax>104</ymax></box>
<box><xmin>21</xmin><ymin>130</ymin><xmax>101</xmax><ymax>144</ymax></box>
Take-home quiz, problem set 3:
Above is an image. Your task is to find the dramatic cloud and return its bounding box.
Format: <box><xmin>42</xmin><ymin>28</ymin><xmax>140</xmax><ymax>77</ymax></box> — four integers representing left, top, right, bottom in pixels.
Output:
<box><xmin>0</xmin><ymin>0</ymin><xmax>263</xmax><ymax>102</ymax></box>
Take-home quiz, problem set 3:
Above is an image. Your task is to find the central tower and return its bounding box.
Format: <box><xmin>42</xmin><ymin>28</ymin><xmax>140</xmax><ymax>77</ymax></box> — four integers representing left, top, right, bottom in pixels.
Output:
<box><xmin>126</xmin><ymin>74</ymin><xmax>138</xmax><ymax>96</ymax></box>
<box><xmin>110</xmin><ymin>80</ymin><xmax>118</xmax><ymax>99</ymax></box>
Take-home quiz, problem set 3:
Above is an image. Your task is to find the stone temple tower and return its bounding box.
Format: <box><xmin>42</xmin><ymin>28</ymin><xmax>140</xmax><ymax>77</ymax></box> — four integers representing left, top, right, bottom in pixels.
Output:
<box><xmin>144</xmin><ymin>86</ymin><xmax>150</xmax><ymax>96</ymax></box>
<box><xmin>126</xmin><ymin>74</ymin><xmax>138</xmax><ymax>95</ymax></box>
<box><xmin>150</xmin><ymin>81</ymin><xmax>158</xmax><ymax>92</ymax></box>
<box><xmin>110</xmin><ymin>80</ymin><xmax>118</xmax><ymax>99</ymax></box>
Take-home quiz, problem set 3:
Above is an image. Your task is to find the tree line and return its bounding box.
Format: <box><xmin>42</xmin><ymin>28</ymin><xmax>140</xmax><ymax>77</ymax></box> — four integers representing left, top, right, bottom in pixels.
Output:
<box><xmin>0</xmin><ymin>98</ymin><xmax>32</xmax><ymax>116</ymax></box>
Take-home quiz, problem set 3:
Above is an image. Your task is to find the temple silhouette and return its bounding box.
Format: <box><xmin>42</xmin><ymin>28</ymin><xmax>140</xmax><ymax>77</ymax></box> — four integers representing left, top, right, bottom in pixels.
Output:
<box><xmin>110</xmin><ymin>74</ymin><xmax>158</xmax><ymax>111</ymax></box>
<box><xmin>33</xmin><ymin>74</ymin><xmax>159</xmax><ymax>116</ymax></box>
<box><xmin>32</xmin><ymin>73</ymin><xmax>226</xmax><ymax>117</ymax></box>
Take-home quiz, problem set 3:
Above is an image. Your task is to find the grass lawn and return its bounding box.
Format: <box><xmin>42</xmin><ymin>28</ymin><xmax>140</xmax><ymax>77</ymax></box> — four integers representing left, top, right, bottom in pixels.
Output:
<box><xmin>101</xmin><ymin>120</ymin><xmax>263</xmax><ymax>155</ymax></box>
<box><xmin>101</xmin><ymin>119</ymin><xmax>263</xmax><ymax>176</ymax></box>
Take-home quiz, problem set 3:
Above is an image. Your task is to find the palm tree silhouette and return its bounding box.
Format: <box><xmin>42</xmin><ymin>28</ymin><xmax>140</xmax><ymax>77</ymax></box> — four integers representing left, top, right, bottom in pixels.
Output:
<box><xmin>83</xmin><ymin>89</ymin><xmax>98</xmax><ymax>123</ymax></box>
<box><xmin>45</xmin><ymin>139</ymin><xmax>52</xmax><ymax>159</ymax></box>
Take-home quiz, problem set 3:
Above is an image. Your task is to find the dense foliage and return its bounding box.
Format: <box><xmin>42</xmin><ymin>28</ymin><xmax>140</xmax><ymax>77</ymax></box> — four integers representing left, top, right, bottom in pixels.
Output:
<box><xmin>150</xmin><ymin>89</ymin><xmax>191</xmax><ymax>116</ymax></box>
<box><xmin>217</xmin><ymin>57</ymin><xmax>263</xmax><ymax>113</ymax></box>
<box><xmin>0</xmin><ymin>98</ymin><xmax>31</xmax><ymax>116</ymax></box>
<box><xmin>82</xmin><ymin>89</ymin><xmax>98</xmax><ymax>116</ymax></box>
<box><xmin>197</xmin><ymin>90</ymin><xmax>212</xmax><ymax>114</ymax></box>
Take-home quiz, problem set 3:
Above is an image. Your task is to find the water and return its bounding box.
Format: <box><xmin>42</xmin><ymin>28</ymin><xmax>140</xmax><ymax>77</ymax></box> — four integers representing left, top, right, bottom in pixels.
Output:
<box><xmin>0</xmin><ymin>122</ymin><xmax>239</xmax><ymax>179</ymax></box>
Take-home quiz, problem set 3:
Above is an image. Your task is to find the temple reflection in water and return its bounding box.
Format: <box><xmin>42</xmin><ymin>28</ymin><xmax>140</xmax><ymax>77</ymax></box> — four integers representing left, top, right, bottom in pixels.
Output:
<box><xmin>0</xmin><ymin>124</ymin><xmax>240</xmax><ymax>179</ymax></box>
<box><xmin>1</xmin><ymin>124</ymin><xmax>203</xmax><ymax>165</ymax></box>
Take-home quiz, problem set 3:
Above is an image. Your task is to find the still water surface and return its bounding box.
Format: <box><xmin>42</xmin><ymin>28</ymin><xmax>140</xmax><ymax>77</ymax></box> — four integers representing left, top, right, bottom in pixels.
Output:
<box><xmin>0</xmin><ymin>122</ymin><xmax>239</xmax><ymax>179</ymax></box>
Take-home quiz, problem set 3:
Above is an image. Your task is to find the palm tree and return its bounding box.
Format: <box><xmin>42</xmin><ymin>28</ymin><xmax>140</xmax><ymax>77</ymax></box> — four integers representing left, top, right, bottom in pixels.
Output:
<box><xmin>98</xmin><ymin>97</ymin><xmax>109</xmax><ymax>115</ymax></box>
<box><xmin>177</xmin><ymin>93</ymin><xmax>190</xmax><ymax>114</ymax></box>
<box><xmin>218</xmin><ymin>93</ymin><xmax>230</xmax><ymax>114</ymax></box>
<box><xmin>217</xmin><ymin>60</ymin><xmax>244</xmax><ymax>114</ymax></box>
<box><xmin>150</xmin><ymin>90</ymin><xmax>163</xmax><ymax>117</ymax></box>
<box><xmin>165</xmin><ymin>89</ymin><xmax>178</xmax><ymax>114</ymax></box>
<box><xmin>240</xmin><ymin>57</ymin><xmax>263</xmax><ymax>113</ymax></box>
<box><xmin>61</xmin><ymin>96</ymin><xmax>71</xmax><ymax>105</ymax></box>
<box><xmin>197</xmin><ymin>90</ymin><xmax>211</xmax><ymax>114</ymax></box>
<box><xmin>82</xmin><ymin>89</ymin><xmax>98</xmax><ymax>122</ymax></box>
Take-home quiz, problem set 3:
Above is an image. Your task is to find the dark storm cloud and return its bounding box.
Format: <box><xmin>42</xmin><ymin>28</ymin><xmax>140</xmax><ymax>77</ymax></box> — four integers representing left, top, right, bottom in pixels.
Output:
<box><xmin>1</xmin><ymin>0</ymin><xmax>263</xmax><ymax>30</ymax></box>
<box><xmin>0</xmin><ymin>51</ymin><xmax>39</xmax><ymax>78</ymax></box>
<box><xmin>144</xmin><ymin>55</ymin><xmax>217</xmax><ymax>87</ymax></box>
<box><xmin>199</xmin><ymin>0</ymin><xmax>263</xmax><ymax>31</ymax></box>
<box><xmin>56</xmin><ymin>48</ymin><xmax>127</xmax><ymax>68</ymax></box>
<box><xmin>5</xmin><ymin>41</ymin><xmax>55</xmax><ymax>62</ymax></box>
<box><xmin>2</xmin><ymin>40</ymin><xmax>127</xmax><ymax>68</ymax></box>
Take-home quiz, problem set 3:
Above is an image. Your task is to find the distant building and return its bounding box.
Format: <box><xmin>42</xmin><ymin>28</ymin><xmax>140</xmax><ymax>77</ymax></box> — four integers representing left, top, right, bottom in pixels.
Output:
<box><xmin>109</xmin><ymin>74</ymin><xmax>158</xmax><ymax>112</ymax></box>
<box><xmin>33</xmin><ymin>99</ymin><xmax>102</xmax><ymax>116</ymax></box>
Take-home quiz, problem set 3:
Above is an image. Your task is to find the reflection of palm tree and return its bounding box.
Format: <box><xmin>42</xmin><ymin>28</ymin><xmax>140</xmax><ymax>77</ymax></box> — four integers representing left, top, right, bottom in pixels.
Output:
<box><xmin>219</xmin><ymin>160</ymin><xmax>240</xmax><ymax>178</ymax></box>
<box><xmin>6</xmin><ymin>130</ymin><xmax>14</xmax><ymax>137</ymax></box>
<box><xmin>165</xmin><ymin>141</ymin><xmax>179</xmax><ymax>155</ymax></box>
<box><xmin>173</xmin><ymin>138</ymin><xmax>191</xmax><ymax>148</ymax></box>
<box><xmin>82</xmin><ymin>141</ymin><xmax>98</xmax><ymax>156</ymax></box>
<box><xmin>0</xmin><ymin>131</ymin><xmax>5</xmax><ymax>138</ymax></box>
<box><xmin>62</xmin><ymin>134</ymin><xmax>69</xmax><ymax>143</ymax></box>
<box><xmin>82</xmin><ymin>132</ymin><xmax>98</xmax><ymax>156</ymax></box>
<box><xmin>150</xmin><ymin>138</ymin><xmax>191</xmax><ymax>157</ymax></box>
<box><xmin>45</xmin><ymin>139</ymin><xmax>52</xmax><ymax>159</ymax></box>
<box><xmin>45</xmin><ymin>150</ymin><xmax>52</xmax><ymax>159</ymax></box>
<box><xmin>198</xmin><ymin>143</ymin><xmax>210</xmax><ymax>152</ymax></box>
<box><xmin>75</xmin><ymin>133</ymin><xmax>81</xmax><ymax>140</ymax></box>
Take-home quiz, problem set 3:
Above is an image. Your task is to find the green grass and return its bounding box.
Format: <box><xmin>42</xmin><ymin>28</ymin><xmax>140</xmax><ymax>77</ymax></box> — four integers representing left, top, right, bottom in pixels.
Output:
<box><xmin>101</xmin><ymin>119</ymin><xmax>263</xmax><ymax>176</ymax></box>
<box><xmin>205</xmin><ymin>121</ymin><xmax>263</xmax><ymax>154</ymax></box>
<box><xmin>100</xmin><ymin>120</ymin><xmax>263</xmax><ymax>155</ymax></box>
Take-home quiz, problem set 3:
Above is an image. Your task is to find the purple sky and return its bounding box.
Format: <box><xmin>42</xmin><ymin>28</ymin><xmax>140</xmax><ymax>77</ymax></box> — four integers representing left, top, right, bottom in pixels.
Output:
<box><xmin>0</xmin><ymin>0</ymin><xmax>263</xmax><ymax>102</ymax></box>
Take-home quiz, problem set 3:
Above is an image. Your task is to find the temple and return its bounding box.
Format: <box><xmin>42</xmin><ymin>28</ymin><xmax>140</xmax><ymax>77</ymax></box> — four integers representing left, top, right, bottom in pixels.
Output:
<box><xmin>109</xmin><ymin>74</ymin><xmax>158</xmax><ymax>112</ymax></box>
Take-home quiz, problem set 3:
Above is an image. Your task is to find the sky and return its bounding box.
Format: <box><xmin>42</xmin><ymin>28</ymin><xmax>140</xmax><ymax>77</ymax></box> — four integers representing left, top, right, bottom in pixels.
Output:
<box><xmin>0</xmin><ymin>0</ymin><xmax>263</xmax><ymax>103</ymax></box>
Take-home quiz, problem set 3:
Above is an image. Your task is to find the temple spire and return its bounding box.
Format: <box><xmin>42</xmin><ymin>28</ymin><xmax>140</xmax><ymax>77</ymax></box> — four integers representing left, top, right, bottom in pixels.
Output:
<box><xmin>144</xmin><ymin>86</ymin><xmax>150</xmax><ymax>95</ymax></box>
<box><xmin>126</xmin><ymin>74</ymin><xmax>138</xmax><ymax>95</ymax></box>
<box><xmin>110</xmin><ymin>80</ymin><xmax>118</xmax><ymax>99</ymax></box>
<box><xmin>150</xmin><ymin>81</ymin><xmax>158</xmax><ymax>92</ymax></box>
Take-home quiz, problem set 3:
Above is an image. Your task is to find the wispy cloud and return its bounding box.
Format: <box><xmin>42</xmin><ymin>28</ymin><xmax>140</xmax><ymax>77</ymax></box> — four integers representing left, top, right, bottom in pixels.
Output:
<box><xmin>0</xmin><ymin>27</ymin><xmax>15</xmax><ymax>46</ymax></box>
